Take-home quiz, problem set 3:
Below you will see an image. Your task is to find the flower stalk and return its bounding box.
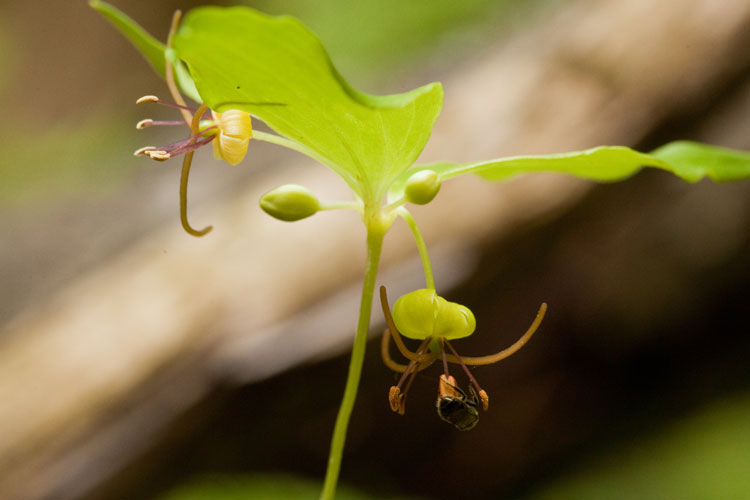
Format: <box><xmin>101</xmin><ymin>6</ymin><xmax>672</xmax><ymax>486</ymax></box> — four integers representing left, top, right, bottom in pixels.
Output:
<box><xmin>320</xmin><ymin>219</ymin><xmax>386</xmax><ymax>500</ymax></box>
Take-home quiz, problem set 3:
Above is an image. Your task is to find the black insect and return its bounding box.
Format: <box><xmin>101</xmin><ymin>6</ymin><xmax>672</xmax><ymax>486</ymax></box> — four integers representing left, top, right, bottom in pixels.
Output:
<box><xmin>436</xmin><ymin>375</ymin><xmax>479</xmax><ymax>431</ymax></box>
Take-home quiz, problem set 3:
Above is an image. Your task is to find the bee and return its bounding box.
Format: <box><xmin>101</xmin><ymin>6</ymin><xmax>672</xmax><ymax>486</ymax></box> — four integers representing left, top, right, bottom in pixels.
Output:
<box><xmin>436</xmin><ymin>374</ymin><xmax>479</xmax><ymax>431</ymax></box>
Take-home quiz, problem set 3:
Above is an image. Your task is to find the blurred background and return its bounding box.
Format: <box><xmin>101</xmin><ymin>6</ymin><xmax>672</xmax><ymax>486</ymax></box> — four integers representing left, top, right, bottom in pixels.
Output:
<box><xmin>0</xmin><ymin>0</ymin><xmax>749</xmax><ymax>499</ymax></box>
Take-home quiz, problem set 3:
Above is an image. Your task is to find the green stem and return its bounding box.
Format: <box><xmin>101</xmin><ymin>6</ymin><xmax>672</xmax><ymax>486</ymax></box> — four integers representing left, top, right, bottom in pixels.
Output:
<box><xmin>383</xmin><ymin>197</ymin><xmax>406</xmax><ymax>213</ymax></box>
<box><xmin>398</xmin><ymin>208</ymin><xmax>435</xmax><ymax>289</ymax></box>
<box><xmin>320</xmin><ymin>221</ymin><xmax>386</xmax><ymax>500</ymax></box>
<box><xmin>319</xmin><ymin>201</ymin><xmax>363</xmax><ymax>212</ymax></box>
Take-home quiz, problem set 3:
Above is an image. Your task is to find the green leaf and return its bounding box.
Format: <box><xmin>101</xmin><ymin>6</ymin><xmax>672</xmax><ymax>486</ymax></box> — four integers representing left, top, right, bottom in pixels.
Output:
<box><xmin>90</xmin><ymin>1</ymin><xmax>165</xmax><ymax>75</ymax></box>
<box><xmin>389</xmin><ymin>141</ymin><xmax>750</xmax><ymax>201</ymax></box>
<box><xmin>173</xmin><ymin>6</ymin><xmax>443</xmax><ymax>204</ymax></box>
<box><xmin>650</xmin><ymin>140</ymin><xmax>750</xmax><ymax>182</ymax></box>
<box><xmin>90</xmin><ymin>1</ymin><xmax>200</xmax><ymax>102</ymax></box>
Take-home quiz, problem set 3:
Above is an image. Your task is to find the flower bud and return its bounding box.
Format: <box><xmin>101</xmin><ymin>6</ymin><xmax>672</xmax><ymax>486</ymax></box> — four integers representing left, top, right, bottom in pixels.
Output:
<box><xmin>260</xmin><ymin>184</ymin><xmax>320</xmax><ymax>222</ymax></box>
<box><xmin>404</xmin><ymin>169</ymin><xmax>441</xmax><ymax>205</ymax></box>
<box><xmin>392</xmin><ymin>288</ymin><xmax>476</xmax><ymax>340</ymax></box>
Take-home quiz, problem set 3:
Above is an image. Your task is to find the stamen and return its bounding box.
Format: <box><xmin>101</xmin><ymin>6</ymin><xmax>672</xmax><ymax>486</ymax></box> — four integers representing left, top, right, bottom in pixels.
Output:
<box><xmin>137</xmin><ymin>119</ymin><xmax>187</xmax><ymax>129</ymax></box>
<box><xmin>153</xmin><ymin>120</ymin><xmax>190</xmax><ymax>126</ymax></box>
<box><xmin>445</xmin><ymin>340</ymin><xmax>489</xmax><ymax>411</ymax></box>
<box><xmin>141</xmin><ymin>137</ymin><xmax>192</xmax><ymax>156</ymax></box>
<box><xmin>146</xmin><ymin>150</ymin><xmax>170</xmax><ymax>161</ymax></box>
<box><xmin>137</xmin><ymin>94</ymin><xmax>201</xmax><ymax>113</ymax></box>
<box><xmin>392</xmin><ymin>360</ymin><xmax>418</xmax><ymax>406</ymax></box>
<box><xmin>478</xmin><ymin>390</ymin><xmax>489</xmax><ymax>411</ymax></box>
<box><xmin>167</xmin><ymin>134</ymin><xmax>214</xmax><ymax>156</ymax></box>
<box><xmin>137</xmin><ymin>127</ymin><xmax>217</xmax><ymax>161</ymax></box>
<box><xmin>387</xmin><ymin>337</ymin><xmax>431</xmax><ymax>414</ymax></box>
<box><xmin>440</xmin><ymin>339</ymin><xmax>450</xmax><ymax>377</ymax></box>
<box><xmin>134</xmin><ymin>146</ymin><xmax>156</xmax><ymax>157</ymax></box>
<box><xmin>388</xmin><ymin>386</ymin><xmax>401</xmax><ymax>412</ymax></box>
<box><xmin>136</xmin><ymin>95</ymin><xmax>159</xmax><ymax>104</ymax></box>
<box><xmin>399</xmin><ymin>366</ymin><xmax>420</xmax><ymax>415</ymax></box>
<box><xmin>390</xmin><ymin>369</ymin><xmax>413</xmax><ymax>414</ymax></box>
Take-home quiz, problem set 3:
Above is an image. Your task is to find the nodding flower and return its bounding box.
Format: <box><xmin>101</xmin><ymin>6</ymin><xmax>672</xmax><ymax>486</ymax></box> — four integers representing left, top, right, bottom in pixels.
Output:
<box><xmin>129</xmin><ymin>9</ymin><xmax>256</xmax><ymax>238</ymax></box>
<box><xmin>134</xmin><ymin>95</ymin><xmax>253</xmax><ymax>166</ymax></box>
<box><xmin>130</xmin><ymin>9</ymin><xmax>287</xmax><ymax>237</ymax></box>
<box><xmin>379</xmin><ymin>286</ymin><xmax>547</xmax><ymax>427</ymax></box>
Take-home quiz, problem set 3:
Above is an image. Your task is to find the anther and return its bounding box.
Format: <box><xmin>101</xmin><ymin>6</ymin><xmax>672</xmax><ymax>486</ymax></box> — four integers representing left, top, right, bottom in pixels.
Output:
<box><xmin>136</xmin><ymin>119</ymin><xmax>154</xmax><ymax>130</ymax></box>
<box><xmin>134</xmin><ymin>146</ymin><xmax>156</xmax><ymax>157</ymax></box>
<box><xmin>444</xmin><ymin>339</ymin><xmax>489</xmax><ymax>411</ymax></box>
<box><xmin>439</xmin><ymin>374</ymin><xmax>459</xmax><ymax>398</ymax></box>
<box><xmin>478</xmin><ymin>390</ymin><xmax>489</xmax><ymax>411</ymax></box>
<box><xmin>389</xmin><ymin>386</ymin><xmax>401</xmax><ymax>413</ymax></box>
<box><xmin>146</xmin><ymin>150</ymin><xmax>170</xmax><ymax>161</ymax></box>
<box><xmin>136</xmin><ymin>95</ymin><xmax>159</xmax><ymax>104</ymax></box>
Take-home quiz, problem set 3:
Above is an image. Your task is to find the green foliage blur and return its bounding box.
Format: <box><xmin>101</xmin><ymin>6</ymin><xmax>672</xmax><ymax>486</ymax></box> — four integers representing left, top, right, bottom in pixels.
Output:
<box><xmin>159</xmin><ymin>473</ymin><xmax>423</xmax><ymax>500</ymax></box>
<box><xmin>531</xmin><ymin>393</ymin><xmax>750</xmax><ymax>500</ymax></box>
<box><xmin>247</xmin><ymin>0</ymin><xmax>517</xmax><ymax>83</ymax></box>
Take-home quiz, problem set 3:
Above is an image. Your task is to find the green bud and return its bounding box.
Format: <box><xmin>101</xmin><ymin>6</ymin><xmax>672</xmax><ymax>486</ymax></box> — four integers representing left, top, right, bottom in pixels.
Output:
<box><xmin>392</xmin><ymin>288</ymin><xmax>476</xmax><ymax>340</ymax></box>
<box><xmin>404</xmin><ymin>170</ymin><xmax>441</xmax><ymax>205</ymax></box>
<box><xmin>260</xmin><ymin>184</ymin><xmax>320</xmax><ymax>222</ymax></box>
